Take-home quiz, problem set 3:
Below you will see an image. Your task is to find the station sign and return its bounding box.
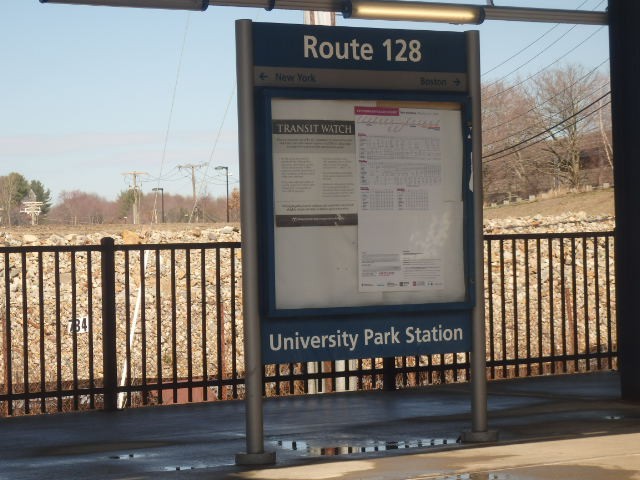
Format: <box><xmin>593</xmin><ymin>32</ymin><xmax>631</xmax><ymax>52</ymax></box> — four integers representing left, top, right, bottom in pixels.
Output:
<box><xmin>242</xmin><ymin>22</ymin><xmax>476</xmax><ymax>364</ymax></box>
<box><xmin>252</xmin><ymin>23</ymin><xmax>468</xmax><ymax>91</ymax></box>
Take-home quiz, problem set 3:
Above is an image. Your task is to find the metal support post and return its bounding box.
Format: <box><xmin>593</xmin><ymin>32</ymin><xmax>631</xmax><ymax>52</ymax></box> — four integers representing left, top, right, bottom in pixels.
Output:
<box><xmin>461</xmin><ymin>30</ymin><xmax>498</xmax><ymax>443</ymax></box>
<box><xmin>100</xmin><ymin>237</ymin><xmax>118</xmax><ymax>412</ymax></box>
<box><xmin>609</xmin><ymin>0</ymin><xmax>640</xmax><ymax>401</ymax></box>
<box><xmin>234</xmin><ymin>19</ymin><xmax>276</xmax><ymax>466</ymax></box>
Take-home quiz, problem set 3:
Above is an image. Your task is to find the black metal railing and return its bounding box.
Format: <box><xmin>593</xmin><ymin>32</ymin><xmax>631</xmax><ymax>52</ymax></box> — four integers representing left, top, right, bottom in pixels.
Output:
<box><xmin>0</xmin><ymin>231</ymin><xmax>616</xmax><ymax>416</ymax></box>
<box><xmin>484</xmin><ymin>232</ymin><xmax>616</xmax><ymax>379</ymax></box>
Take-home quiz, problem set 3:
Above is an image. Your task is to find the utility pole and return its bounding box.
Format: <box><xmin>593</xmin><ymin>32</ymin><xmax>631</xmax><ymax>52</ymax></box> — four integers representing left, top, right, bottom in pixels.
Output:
<box><xmin>178</xmin><ymin>163</ymin><xmax>206</xmax><ymax>205</ymax></box>
<box><xmin>152</xmin><ymin>187</ymin><xmax>164</xmax><ymax>223</ymax></box>
<box><xmin>20</xmin><ymin>202</ymin><xmax>43</xmax><ymax>226</ymax></box>
<box><xmin>215</xmin><ymin>166</ymin><xmax>230</xmax><ymax>222</ymax></box>
<box><xmin>123</xmin><ymin>171</ymin><xmax>147</xmax><ymax>225</ymax></box>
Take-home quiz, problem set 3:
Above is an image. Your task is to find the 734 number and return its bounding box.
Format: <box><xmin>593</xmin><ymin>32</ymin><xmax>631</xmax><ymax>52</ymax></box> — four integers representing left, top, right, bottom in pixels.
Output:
<box><xmin>68</xmin><ymin>316</ymin><xmax>90</xmax><ymax>334</ymax></box>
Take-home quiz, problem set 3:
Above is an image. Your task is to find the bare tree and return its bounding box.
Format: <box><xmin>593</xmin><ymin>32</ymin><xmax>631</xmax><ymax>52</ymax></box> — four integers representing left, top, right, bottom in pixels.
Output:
<box><xmin>528</xmin><ymin>64</ymin><xmax>609</xmax><ymax>189</ymax></box>
<box><xmin>482</xmin><ymin>80</ymin><xmax>542</xmax><ymax>200</ymax></box>
<box><xmin>49</xmin><ymin>190</ymin><xmax>117</xmax><ymax>225</ymax></box>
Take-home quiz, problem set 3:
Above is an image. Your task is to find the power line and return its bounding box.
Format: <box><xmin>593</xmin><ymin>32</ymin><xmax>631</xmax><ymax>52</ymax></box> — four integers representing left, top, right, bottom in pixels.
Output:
<box><xmin>484</xmin><ymin>81</ymin><xmax>610</xmax><ymax>149</ymax></box>
<box><xmin>483</xmin><ymin>59</ymin><xmax>609</xmax><ymax>133</ymax></box>
<box><xmin>483</xmin><ymin>91</ymin><xmax>611</xmax><ymax>163</ymax></box>
<box><xmin>482</xmin><ymin>22</ymin><xmax>562</xmax><ymax>78</ymax></box>
<box><xmin>482</xmin><ymin>24</ymin><xmax>579</xmax><ymax>91</ymax></box>
<box><xmin>483</xmin><ymin>104</ymin><xmax>609</xmax><ymax>166</ymax></box>
<box><xmin>152</xmin><ymin>13</ymin><xmax>192</xmax><ymax>218</ymax></box>
<box><xmin>485</xmin><ymin>26</ymin><xmax>605</xmax><ymax>102</ymax></box>
<box><xmin>189</xmin><ymin>85</ymin><xmax>236</xmax><ymax>223</ymax></box>
<box><xmin>482</xmin><ymin>0</ymin><xmax>603</xmax><ymax>81</ymax></box>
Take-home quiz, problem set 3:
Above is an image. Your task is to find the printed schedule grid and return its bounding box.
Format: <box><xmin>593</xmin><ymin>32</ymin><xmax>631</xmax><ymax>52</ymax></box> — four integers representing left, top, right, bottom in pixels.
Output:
<box><xmin>358</xmin><ymin>134</ymin><xmax>440</xmax><ymax>211</ymax></box>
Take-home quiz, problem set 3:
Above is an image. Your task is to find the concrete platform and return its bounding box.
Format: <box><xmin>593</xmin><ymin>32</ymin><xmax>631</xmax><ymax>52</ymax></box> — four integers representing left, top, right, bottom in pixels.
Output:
<box><xmin>1</xmin><ymin>371</ymin><xmax>639</xmax><ymax>479</ymax></box>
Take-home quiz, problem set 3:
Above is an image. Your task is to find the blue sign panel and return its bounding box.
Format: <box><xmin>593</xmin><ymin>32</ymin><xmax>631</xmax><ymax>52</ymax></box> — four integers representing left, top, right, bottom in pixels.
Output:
<box><xmin>252</xmin><ymin>23</ymin><xmax>467</xmax><ymax>73</ymax></box>
<box><xmin>263</xmin><ymin>312</ymin><xmax>471</xmax><ymax>363</ymax></box>
<box><xmin>250</xmin><ymin>23</ymin><xmax>475</xmax><ymax>364</ymax></box>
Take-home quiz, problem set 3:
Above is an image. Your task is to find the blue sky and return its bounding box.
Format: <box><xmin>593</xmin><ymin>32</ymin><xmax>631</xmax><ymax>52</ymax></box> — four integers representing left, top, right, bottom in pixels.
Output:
<box><xmin>0</xmin><ymin>0</ymin><xmax>609</xmax><ymax>203</ymax></box>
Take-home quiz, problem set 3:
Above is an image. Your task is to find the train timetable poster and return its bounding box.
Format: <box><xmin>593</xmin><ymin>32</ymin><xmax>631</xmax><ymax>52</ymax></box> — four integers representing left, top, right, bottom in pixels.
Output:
<box><xmin>271</xmin><ymin>98</ymin><xmax>466</xmax><ymax>311</ymax></box>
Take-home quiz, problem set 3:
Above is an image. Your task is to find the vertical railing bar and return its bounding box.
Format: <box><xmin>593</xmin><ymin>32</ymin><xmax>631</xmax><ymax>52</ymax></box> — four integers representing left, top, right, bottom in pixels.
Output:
<box><xmin>155</xmin><ymin>250</ymin><xmax>163</xmax><ymax>405</ymax></box>
<box><xmin>499</xmin><ymin>239</ymin><xmax>507</xmax><ymax>378</ymax></box>
<box><xmin>464</xmin><ymin>351</ymin><xmax>470</xmax><ymax>381</ymax></box>
<box><xmin>215</xmin><ymin>248</ymin><xmax>223</xmax><ymax>400</ymax></box>
<box><xmin>71</xmin><ymin>252</ymin><xmax>79</xmax><ymax>411</ymax></box>
<box><xmin>582</xmin><ymin>237</ymin><xmax>590</xmax><ymax>371</ymax></box>
<box><xmin>372</xmin><ymin>357</ymin><xmax>379</xmax><ymax>389</ymax></box>
<box><xmin>593</xmin><ymin>236</ymin><xmax>602</xmax><ymax>369</ymax></box>
<box><xmin>301</xmin><ymin>362</ymin><xmax>309</xmax><ymax>394</ymax></box>
<box><xmin>511</xmin><ymin>238</ymin><xmax>519</xmax><ymax>377</ymax></box>
<box><xmin>536</xmin><ymin>238</ymin><xmax>543</xmax><ymax>375</ymax></box>
<box><xmin>21</xmin><ymin>252</ymin><xmax>29</xmax><ymax>414</ymax></box>
<box><xmin>486</xmin><ymin>239</ymin><xmax>495</xmax><ymax>379</ymax></box>
<box><xmin>423</xmin><ymin>355</ymin><xmax>430</xmax><ymax>385</ymax></box>
<box><xmin>54</xmin><ymin>252</ymin><xmax>62</xmax><ymax>412</ymax></box>
<box><xmin>124</xmin><ymin>251</ymin><xmax>132</xmax><ymax>407</ymax></box>
<box><xmin>140</xmin><ymin>248</ymin><xmax>148</xmax><ymax>405</ymax></box>
<box><xmin>38</xmin><ymin>252</ymin><xmax>46</xmax><ymax>413</ymax></box>
<box><xmin>200</xmin><ymin>248</ymin><xmax>208</xmax><ymax>402</ymax></box>
<box><xmin>571</xmin><ymin>237</ymin><xmax>579</xmax><ymax>371</ymax></box>
<box><xmin>230</xmin><ymin>247</ymin><xmax>238</xmax><ymax>399</ymax></box>
<box><xmin>185</xmin><ymin>248</ymin><xmax>193</xmax><ymax>403</ymax></box>
<box><xmin>605</xmin><ymin>235</ymin><xmax>613</xmax><ymax>367</ymax></box>
<box><xmin>524</xmin><ymin>240</ymin><xmax>531</xmax><ymax>377</ymax></box>
<box><xmin>548</xmin><ymin>238</ymin><xmax>555</xmax><ymax>375</ymax></box>
<box><xmin>560</xmin><ymin>238</ymin><xmax>568</xmax><ymax>373</ymax></box>
<box><xmin>3</xmin><ymin>252</ymin><xmax>13</xmax><ymax>416</ymax></box>
<box><xmin>292</xmin><ymin>362</ymin><xmax>298</xmax><ymax>395</ymax></box>
<box><xmin>87</xmin><ymin>252</ymin><xmax>95</xmax><ymax>410</ymax></box>
<box><xmin>289</xmin><ymin>361</ymin><xmax>295</xmax><ymax>395</ymax></box>
<box><xmin>100</xmin><ymin>238</ymin><xmax>118</xmax><ymax>412</ymax></box>
<box><xmin>170</xmin><ymin>249</ymin><xmax>178</xmax><ymax>404</ymax></box>
<box><xmin>451</xmin><ymin>350</ymin><xmax>457</xmax><ymax>384</ymax></box>
<box><xmin>274</xmin><ymin>363</ymin><xmax>281</xmax><ymax>396</ymax></box>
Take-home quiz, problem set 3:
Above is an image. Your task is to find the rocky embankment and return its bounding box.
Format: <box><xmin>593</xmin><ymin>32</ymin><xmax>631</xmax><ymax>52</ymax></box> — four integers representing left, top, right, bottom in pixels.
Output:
<box><xmin>485</xmin><ymin>211</ymin><xmax>615</xmax><ymax>234</ymax></box>
<box><xmin>0</xmin><ymin>224</ymin><xmax>240</xmax><ymax>247</ymax></box>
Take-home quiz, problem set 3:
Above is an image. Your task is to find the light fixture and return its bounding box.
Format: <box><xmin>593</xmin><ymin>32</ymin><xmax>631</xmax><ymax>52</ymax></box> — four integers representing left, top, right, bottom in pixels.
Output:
<box><xmin>39</xmin><ymin>0</ymin><xmax>208</xmax><ymax>10</ymax></box>
<box><xmin>343</xmin><ymin>0</ymin><xmax>485</xmax><ymax>25</ymax></box>
<box><xmin>483</xmin><ymin>6</ymin><xmax>607</xmax><ymax>25</ymax></box>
